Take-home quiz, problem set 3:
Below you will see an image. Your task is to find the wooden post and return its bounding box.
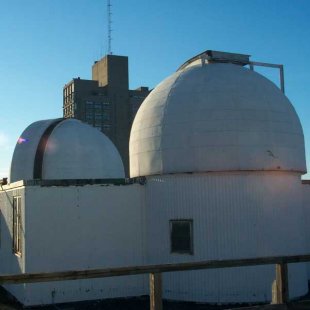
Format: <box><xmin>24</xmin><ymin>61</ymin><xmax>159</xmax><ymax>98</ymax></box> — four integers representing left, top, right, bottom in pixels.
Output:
<box><xmin>150</xmin><ymin>272</ymin><xmax>163</xmax><ymax>310</ymax></box>
<box><xmin>275</xmin><ymin>263</ymin><xmax>289</xmax><ymax>304</ymax></box>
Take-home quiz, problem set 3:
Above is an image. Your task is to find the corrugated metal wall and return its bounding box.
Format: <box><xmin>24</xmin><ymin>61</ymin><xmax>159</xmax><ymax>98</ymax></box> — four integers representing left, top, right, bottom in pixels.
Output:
<box><xmin>302</xmin><ymin>183</ymin><xmax>310</xmax><ymax>278</ymax></box>
<box><xmin>145</xmin><ymin>171</ymin><xmax>308</xmax><ymax>303</ymax></box>
<box><xmin>1</xmin><ymin>174</ymin><xmax>308</xmax><ymax>305</ymax></box>
<box><xmin>23</xmin><ymin>184</ymin><xmax>147</xmax><ymax>306</ymax></box>
<box><xmin>0</xmin><ymin>185</ymin><xmax>26</xmax><ymax>303</ymax></box>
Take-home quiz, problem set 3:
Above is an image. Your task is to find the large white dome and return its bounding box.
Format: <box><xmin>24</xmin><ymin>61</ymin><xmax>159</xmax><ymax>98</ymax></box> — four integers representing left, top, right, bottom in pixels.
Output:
<box><xmin>130</xmin><ymin>62</ymin><xmax>306</xmax><ymax>177</ymax></box>
<box><xmin>10</xmin><ymin>118</ymin><xmax>125</xmax><ymax>182</ymax></box>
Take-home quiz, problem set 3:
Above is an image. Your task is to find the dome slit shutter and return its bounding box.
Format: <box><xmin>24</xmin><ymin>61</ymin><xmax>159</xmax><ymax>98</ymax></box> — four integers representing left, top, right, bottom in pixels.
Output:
<box><xmin>33</xmin><ymin>118</ymin><xmax>65</xmax><ymax>180</ymax></box>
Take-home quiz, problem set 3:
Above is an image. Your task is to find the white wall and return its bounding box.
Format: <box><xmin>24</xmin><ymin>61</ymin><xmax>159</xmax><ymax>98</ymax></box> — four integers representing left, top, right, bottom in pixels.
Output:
<box><xmin>22</xmin><ymin>183</ymin><xmax>146</xmax><ymax>306</ymax></box>
<box><xmin>1</xmin><ymin>175</ymin><xmax>308</xmax><ymax>306</ymax></box>
<box><xmin>302</xmin><ymin>182</ymin><xmax>310</xmax><ymax>278</ymax></box>
<box><xmin>0</xmin><ymin>182</ymin><xmax>26</xmax><ymax>303</ymax></box>
<box><xmin>145</xmin><ymin>172</ymin><xmax>308</xmax><ymax>303</ymax></box>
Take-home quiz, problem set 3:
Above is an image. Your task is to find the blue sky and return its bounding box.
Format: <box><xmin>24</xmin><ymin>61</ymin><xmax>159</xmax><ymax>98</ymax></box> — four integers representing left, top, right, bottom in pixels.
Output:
<box><xmin>0</xmin><ymin>0</ymin><xmax>309</xmax><ymax>178</ymax></box>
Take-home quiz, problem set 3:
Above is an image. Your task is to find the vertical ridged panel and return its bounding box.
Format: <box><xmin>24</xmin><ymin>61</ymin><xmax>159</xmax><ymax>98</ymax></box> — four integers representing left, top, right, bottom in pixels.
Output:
<box><xmin>302</xmin><ymin>184</ymin><xmax>310</xmax><ymax>278</ymax></box>
<box><xmin>145</xmin><ymin>172</ymin><xmax>307</xmax><ymax>303</ymax></box>
<box><xmin>0</xmin><ymin>186</ymin><xmax>26</xmax><ymax>303</ymax></box>
<box><xmin>23</xmin><ymin>184</ymin><xmax>147</xmax><ymax>306</ymax></box>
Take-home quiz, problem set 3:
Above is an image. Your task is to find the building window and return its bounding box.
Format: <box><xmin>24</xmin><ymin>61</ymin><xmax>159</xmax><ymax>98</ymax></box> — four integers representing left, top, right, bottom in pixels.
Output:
<box><xmin>13</xmin><ymin>196</ymin><xmax>22</xmax><ymax>256</ymax></box>
<box><xmin>102</xmin><ymin>111</ymin><xmax>110</xmax><ymax>120</ymax></box>
<box><xmin>86</xmin><ymin>101</ymin><xmax>93</xmax><ymax>108</ymax></box>
<box><xmin>86</xmin><ymin>113</ymin><xmax>93</xmax><ymax>121</ymax></box>
<box><xmin>103</xmin><ymin>124</ymin><xmax>111</xmax><ymax>131</ymax></box>
<box><xmin>94</xmin><ymin>114</ymin><xmax>102</xmax><ymax>121</ymax></box>
<box><xmin>170</xmin><ymin>220</ymin><xmax>193</xmax><ymax>255</ymax></box>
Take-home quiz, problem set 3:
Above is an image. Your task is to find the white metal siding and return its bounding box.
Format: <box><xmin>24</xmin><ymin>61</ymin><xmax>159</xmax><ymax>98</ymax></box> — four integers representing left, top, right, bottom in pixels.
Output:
<box><xmin>23</xmin><ymin>184</ymin><xmax>146</xmax><ymax>306</ymax></box>
<box><xmin>302</xmin><ymin>183</ymin><xmax>310</xmax><ymax>278</ymax></box>
<box><xmin>1</xmin><ymin>174</ymin><xmax>308</xmax><ymax>306</ymax></box>
<box><xmin>145</xmin><ymin>172</ymin><xmax>308</xmax><ymax>303</ymax></box>
<box><xmin>0</xmin><ymin>186</ymin><xmax>26</xmax><ymax>303</ymax></box>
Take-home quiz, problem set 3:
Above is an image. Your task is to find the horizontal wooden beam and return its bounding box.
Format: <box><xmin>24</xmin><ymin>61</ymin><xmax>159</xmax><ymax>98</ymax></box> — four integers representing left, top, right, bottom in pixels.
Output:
<box><xmin>1</xmin><ymin>254</ymin><xmax>310</xmax><ymax>285</ymax></box>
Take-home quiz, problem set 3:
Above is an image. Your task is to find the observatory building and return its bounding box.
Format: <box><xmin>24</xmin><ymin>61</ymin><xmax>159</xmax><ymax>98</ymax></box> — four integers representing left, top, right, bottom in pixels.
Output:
<box><xmin>10</xmin><ymin>118</ymin><xmax>125</xmax><ymax>182</ymax></box>
<box><xmin>0</xmin><ymin>50</ymin><xmax>310</xmax><ymax>306</ymax></box>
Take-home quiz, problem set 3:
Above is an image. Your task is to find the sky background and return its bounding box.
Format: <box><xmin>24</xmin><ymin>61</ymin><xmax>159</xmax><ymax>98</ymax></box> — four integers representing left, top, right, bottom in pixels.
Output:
<box><xmin>0</xmin><ymin>0</ymin><xmax>309</xmax><ymax>179</ymax></box>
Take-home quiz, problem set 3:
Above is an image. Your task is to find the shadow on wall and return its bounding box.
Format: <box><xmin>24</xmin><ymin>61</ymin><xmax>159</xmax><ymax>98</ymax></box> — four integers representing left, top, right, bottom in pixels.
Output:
<box><xmin>0</xmin><ymin>185</ymin><xmax>25</xmax><ymax>302</ymax></box>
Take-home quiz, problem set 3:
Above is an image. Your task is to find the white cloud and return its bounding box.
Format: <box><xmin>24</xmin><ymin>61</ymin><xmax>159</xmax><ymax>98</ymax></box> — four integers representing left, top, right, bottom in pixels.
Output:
<box><xmin>0</xmin><ymin>131</ymin><xmax>9</xmax><ymax>148</ymax></box>
<box><xmin>0</xmin><ymin>131</ymin><xmax>14</xmax><ymax>179</ymax></box>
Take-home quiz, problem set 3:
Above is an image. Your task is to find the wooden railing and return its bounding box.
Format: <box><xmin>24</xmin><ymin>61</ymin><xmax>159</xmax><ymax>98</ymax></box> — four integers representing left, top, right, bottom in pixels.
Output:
<box><xmin>1</xmin><ymin>254</ymin><xmax>310</xmax><ymax>310</ymax></box>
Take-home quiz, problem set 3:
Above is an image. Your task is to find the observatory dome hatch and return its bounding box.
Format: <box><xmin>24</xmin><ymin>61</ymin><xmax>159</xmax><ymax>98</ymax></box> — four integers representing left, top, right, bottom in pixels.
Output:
<box><xmin>130</xmin><ymin>61</ymin><xmax>306</xmax><ymax>177</ymax></box>
<box><xmin>10</xmin><ymin>118</ymin><xmax>125</xmax><ymax>182</ymax></box>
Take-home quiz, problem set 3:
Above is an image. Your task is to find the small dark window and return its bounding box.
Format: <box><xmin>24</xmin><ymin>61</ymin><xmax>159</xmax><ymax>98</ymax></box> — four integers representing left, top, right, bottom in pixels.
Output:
<box><xmin>170</xmin><ymin>220</ymin><xmax>193</xmax><ymax>254</ymax></box>
<box><xmin>13</xmin><ymin>196</ymin><xmax>22</xmax><ymax>256</ymax></box>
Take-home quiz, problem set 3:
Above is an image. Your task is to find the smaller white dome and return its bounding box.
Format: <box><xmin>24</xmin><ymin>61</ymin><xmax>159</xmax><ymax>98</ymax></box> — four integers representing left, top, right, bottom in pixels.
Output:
<box><xmin>10</xmin><ymin>118</ymin><xmax>124</xmax><ymax>182</ymax></box>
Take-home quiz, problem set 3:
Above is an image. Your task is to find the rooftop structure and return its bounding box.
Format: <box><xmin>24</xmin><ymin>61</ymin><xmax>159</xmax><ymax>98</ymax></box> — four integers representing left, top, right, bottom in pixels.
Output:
<box><xmin>1</xmin><ymin>50</ymin><xmax>310</xmax><ymax>307</ymax></box>
<box><xmin>10</xmin><ymin>118</ymin><xmax>124</xmax><ymax>182</ymax></box>
<box><xmin>130</xmin><ymin>51</ymin><xmax>304</xmax><ymax>177</ymax></box>
<box><xmin>63</xmin><ymin>54</ymin><xmax>151</xmax><ymax>176</ymax></box>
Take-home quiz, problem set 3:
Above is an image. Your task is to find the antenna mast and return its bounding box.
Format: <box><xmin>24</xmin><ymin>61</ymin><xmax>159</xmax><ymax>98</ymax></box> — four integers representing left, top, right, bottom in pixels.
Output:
<box><xmin>107</xmin><ymin>0</ymin><xmax>112</xmax><ymax>55</ymax></box>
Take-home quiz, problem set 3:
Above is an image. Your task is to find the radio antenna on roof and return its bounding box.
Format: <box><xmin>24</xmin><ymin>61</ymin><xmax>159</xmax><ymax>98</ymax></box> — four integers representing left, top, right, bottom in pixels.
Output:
<box><xmin>107</xmin><ymin>0</ymin><xmax>113</xmax><ymax>55</ymax></box>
